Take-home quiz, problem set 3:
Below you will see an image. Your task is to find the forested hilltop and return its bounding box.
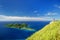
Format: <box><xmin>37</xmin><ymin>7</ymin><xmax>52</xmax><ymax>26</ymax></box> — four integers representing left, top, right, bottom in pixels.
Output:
<box><xmin>6</xmin><ymin>23</ymin><xmax>35</xmax><ymax>31</ymax></box>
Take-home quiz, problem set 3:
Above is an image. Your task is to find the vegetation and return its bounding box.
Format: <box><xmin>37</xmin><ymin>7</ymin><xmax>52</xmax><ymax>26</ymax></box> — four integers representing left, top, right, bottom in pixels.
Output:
<box><xmin>26</xmin><ymin>20</ymin><xmax>60</xmax><ymax>40</ymax></box>
<box><xmin>6</xmin><ymin>23</ymin><xmax>35</xmax><ymax>31</ymax></box>
<box><xmin>6</xmin><ymin>23</ymin><xmax>28</xmax><ymax>28</ymax></box>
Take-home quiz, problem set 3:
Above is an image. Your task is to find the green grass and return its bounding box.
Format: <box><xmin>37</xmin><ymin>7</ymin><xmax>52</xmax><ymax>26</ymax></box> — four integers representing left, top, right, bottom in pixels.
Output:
<box><xmin>26</xmin><ymin>20</ymin><xmax>60</xmax><ymax>40</ymax></box>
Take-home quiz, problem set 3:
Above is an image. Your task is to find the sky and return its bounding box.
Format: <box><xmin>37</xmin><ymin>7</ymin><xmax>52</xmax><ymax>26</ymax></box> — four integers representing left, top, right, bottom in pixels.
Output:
<box><xmin>0</xmin><ymin>0</ymin><xmax>60</xmax><ymax>21</ymax></box>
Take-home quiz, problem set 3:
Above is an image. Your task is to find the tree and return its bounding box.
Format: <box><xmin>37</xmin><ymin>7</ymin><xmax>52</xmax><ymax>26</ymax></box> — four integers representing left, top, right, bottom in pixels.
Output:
<box><xmin>19</xmin><ymin>23</ymin><xmax>28</xmax><ymax>28</ymax></box>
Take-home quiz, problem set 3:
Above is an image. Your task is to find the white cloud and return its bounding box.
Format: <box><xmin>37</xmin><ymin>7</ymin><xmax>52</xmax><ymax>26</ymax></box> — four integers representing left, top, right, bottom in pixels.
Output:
<box><xmin>33</xmin><ymin>10</ymin><xmax>38</xmax><ymax>13</ymax></box>
<box><xmin>0</xmin><ymin>15</ymin><xmax>52</xmax><ymax>21</ymax></box>
<box><xmin>54</xmin><ymin>5</ymin><xmax>60</xmax><ymax>8</ymax></box>
<box><xmin>36</xmin><ymin>14</ymin><xmax>40</xmax><ymax>16</ymax></box>
<box><xmin>45</xmin><ymin>12</ymin><xmax>58</xmax><ymax>16</ymax></box>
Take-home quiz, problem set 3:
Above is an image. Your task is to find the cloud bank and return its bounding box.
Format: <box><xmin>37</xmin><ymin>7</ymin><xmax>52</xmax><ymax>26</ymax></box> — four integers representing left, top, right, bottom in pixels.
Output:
<box><xmin>0</xmin><ymin>15</ymin><xmax>52</xmax><ymax>21</ymax></box>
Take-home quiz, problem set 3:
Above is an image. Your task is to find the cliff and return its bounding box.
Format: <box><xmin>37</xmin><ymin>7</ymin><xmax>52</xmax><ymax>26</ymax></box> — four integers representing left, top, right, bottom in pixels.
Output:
<box><xmin>26</xmin><ymin>20</ymin><xmax>60</xmax><ymax>40</ymax></box>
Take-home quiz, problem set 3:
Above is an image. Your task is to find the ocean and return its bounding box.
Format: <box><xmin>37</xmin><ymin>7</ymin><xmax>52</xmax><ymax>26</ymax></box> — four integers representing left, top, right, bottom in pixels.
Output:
<box><xmin>0</xmin><ymin>21</ymin><xmax>50</xmax><ymax>40</ymax></box>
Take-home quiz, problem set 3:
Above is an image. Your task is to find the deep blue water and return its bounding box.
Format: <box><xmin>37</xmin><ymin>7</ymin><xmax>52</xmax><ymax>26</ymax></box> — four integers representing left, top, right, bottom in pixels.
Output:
<box><xmin>0</xmin><ymin>21</ymin><xmax>50</xmax><ymax>40</ymax></box>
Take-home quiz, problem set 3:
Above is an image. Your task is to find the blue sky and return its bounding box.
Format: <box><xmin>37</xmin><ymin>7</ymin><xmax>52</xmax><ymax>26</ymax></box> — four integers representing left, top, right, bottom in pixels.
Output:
<box><xmin>0</xmin><ymin>0</ymin><xmax>60</xmax><ymax>21</ymax></box>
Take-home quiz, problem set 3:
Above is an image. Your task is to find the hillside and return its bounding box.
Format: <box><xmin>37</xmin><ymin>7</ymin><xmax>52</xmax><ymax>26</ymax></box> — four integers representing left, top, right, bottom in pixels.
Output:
<box><xmin>26</xmin><ymin>20</ymin><xmax>60</xmax><ymax>40</ymax></box>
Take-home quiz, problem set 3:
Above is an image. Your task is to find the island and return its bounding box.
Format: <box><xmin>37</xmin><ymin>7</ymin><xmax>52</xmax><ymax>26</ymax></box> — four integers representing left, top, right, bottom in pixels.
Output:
<box><xmin>6</xmin><ymin>23</ymin><xmax>35</xmax><ymax>31</ymax></box>
<box><xmin>26</xmin><ymin>20</ymin><xmax>60</xmax><ymax>40</ymax></box>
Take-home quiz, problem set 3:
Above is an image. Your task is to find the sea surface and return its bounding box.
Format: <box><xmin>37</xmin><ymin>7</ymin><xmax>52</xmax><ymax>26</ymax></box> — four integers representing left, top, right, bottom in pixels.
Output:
<box><xmin>0</xmin><ymin>21</ymin><xmax>50</xmax><ymax>40</ymax></box>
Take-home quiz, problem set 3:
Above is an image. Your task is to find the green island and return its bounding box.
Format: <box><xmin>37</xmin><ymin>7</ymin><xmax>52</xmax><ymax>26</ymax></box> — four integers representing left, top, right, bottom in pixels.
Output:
<box><xmin>26</xmin><ymin>20</ymin><xmax>60</xmax><ymax>40</ymax></box>
<box><xmin>6</xmin><ymin>23</ymin><xmax>35</xmax><ymax>31</ymax></box>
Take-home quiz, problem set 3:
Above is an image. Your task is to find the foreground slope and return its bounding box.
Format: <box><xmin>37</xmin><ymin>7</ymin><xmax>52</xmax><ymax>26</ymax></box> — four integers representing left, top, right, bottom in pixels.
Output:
<box><xmin>26</xmin><ymin>20</ymin><xmax>60</xmax><ymax>40</ymax></box>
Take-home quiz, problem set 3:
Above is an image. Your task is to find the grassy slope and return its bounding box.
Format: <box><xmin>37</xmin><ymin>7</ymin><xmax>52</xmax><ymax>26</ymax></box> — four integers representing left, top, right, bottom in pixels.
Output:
<box><xmin>26</xmin><ymin>20</ymin><xmax>60</xmax><ymax>40</ymax></box>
